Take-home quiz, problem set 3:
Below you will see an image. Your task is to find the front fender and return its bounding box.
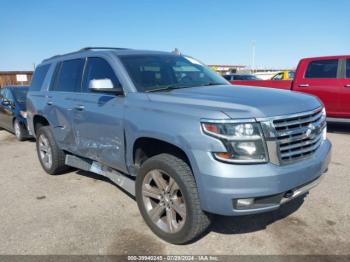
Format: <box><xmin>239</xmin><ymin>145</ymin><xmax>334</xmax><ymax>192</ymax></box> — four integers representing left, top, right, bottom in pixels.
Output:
<box><xmin>123</xmin><ymin>98</ymin><xmax>228</xmax><ymax>183</ymax></box>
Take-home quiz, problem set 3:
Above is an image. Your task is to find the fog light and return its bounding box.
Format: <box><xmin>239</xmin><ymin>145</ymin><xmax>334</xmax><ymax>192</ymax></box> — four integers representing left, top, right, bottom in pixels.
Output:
<box><xmin>236</xmin><ymin>198</ymin><xmax>255</xmax><ymax>208</ymax></box>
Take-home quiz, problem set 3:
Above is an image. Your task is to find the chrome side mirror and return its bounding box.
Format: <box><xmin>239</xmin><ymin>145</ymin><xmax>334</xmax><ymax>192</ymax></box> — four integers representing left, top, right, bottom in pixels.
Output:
<box><xmin>89</xmin><ymin>79</ymin><xmax>123</xmax><ymax>95</ymax></box>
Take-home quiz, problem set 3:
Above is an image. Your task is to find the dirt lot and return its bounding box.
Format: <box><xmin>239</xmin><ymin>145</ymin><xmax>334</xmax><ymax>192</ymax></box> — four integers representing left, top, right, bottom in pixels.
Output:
<box><xmin>0</xmin><ymin>123</ymin><xmax>349</xmax><ymax>255</ymax></box>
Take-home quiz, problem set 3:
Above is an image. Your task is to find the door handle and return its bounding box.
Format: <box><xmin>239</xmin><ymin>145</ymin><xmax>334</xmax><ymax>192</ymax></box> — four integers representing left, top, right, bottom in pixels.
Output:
<box><xmin>345</xmin><ymin>84</ymin><xmax>350</xmax><ymax>88</ymax></box>
<box><xmin>298</xmin><ymin>84</ymin><xmax>309</xmax><ymax>87</ymax></box>
<box><xmin>74</xmin><ymin>105</ymin><xmax>85</xmax><ymax>111</ymax></box>
<box><xmin>47</xmin><ymin>101</ymin><xmax>53</xmax><ymax>106</ymax></box>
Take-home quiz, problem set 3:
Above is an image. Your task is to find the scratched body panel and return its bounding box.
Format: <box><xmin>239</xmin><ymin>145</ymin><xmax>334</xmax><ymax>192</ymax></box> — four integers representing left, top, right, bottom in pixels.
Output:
<box><xmin>72</xmin><ymin>93</ymin><xmax>126</xmax><ymax>173</ymax></box>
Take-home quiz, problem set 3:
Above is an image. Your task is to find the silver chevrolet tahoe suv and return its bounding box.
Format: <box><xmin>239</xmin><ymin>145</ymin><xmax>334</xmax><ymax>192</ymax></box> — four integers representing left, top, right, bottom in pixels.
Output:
<box><xmin>27</xmin><ymin>47</ymin><xmax>332</xmax><ymax>244</ymax></box>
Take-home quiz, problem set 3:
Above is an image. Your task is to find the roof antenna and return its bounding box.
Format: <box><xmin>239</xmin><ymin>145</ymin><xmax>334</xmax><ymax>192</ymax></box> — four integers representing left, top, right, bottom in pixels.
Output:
<box><xmin>173</xmin><ymin>48</ymin><xmax>181</xmax><ymax>55</ymax></box>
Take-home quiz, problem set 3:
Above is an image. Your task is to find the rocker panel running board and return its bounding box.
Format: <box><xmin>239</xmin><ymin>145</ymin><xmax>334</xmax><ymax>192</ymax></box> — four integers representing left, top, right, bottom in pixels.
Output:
<box><xmin>65</xmin><ymin>154</ymin><xmax>135</xmax><ymax>196</ymax></box>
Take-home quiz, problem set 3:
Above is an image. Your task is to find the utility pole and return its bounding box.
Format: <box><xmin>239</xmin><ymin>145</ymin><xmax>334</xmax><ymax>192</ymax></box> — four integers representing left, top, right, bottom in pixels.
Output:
<box><xmin>251</xmin><ymin>41</ymin><xmax>256</xmax><ymax>73</ymax></box>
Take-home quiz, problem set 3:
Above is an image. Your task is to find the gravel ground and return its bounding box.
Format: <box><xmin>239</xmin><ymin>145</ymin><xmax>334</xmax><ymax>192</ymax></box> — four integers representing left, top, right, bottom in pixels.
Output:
<box><xmin>0</xmin><ymin>123</ymin><xmax>349</xmax><ymax>255</ymax></box>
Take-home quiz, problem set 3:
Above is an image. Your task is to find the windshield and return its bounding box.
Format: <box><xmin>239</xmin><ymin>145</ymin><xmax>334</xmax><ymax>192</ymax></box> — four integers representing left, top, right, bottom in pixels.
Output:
<box><xmin>119</xmin><ymin>54</ymin><xmax>228</xmax><ymax>92</ymax></box>
<box><xmin>12</xmin><ymin>88</ymin><xmax>28</xmax><ymax>104</ymax></box>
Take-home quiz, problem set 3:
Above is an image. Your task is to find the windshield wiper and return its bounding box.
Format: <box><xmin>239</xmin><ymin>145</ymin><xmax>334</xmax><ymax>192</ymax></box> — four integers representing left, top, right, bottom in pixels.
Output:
<box><xmin>145</xmin><ymin>82</ymin><xmax>226</xmax><ymax>93</ymax></box>
<box><xmin>145</xmin><ymin>85</ymin><xmax>189</xmax><ymax>93</ymax></box>
<box><xmin>201</xmin><ymin>82</ymin><xmax>226</xmax><ymax>86</ymax></box>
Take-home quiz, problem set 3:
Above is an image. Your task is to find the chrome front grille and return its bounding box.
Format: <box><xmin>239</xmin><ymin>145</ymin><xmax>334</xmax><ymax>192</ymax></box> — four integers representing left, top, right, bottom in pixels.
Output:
<box><xmin>272</xmin><ymin>108</ymin><xmax>326</xmax><ymax>163</ymax></box>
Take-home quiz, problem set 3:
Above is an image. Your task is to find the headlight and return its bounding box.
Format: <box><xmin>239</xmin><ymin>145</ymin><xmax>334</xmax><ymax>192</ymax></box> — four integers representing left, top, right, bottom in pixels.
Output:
<box><xmin>20</xmin><ymin>111</ymin><xmax>27</xmax><ymax>118</ymax></box>
<box><xmin>201</xmin><ymin>121</ymin><xmax>268</xmax><ymax>163</ymax></box>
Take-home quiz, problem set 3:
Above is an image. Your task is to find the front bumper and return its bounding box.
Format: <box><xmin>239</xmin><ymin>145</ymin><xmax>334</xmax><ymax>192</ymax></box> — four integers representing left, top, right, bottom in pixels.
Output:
<box><xmin>191</xmin><ymin>139</ymin><xmax>331</xmax><ymax>216</ymax></box>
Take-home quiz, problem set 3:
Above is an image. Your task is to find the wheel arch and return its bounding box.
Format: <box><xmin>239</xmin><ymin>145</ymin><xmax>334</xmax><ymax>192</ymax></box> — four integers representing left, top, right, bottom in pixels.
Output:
<box><xmin>132</xmin><ymin>137</ymin><xmax>193</xmax><ymax>171</ymax></box>
<box><xmin>32</xmin><ymin>114</ymin><xmax>51</xmax><ymax>136</ymax></box>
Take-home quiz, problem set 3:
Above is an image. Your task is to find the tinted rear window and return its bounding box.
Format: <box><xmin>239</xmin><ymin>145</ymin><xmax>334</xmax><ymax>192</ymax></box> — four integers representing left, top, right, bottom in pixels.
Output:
<box><xmin>30</xmin><ymin>64</ymin><xmax>50</xmax><ymax>91</ymax></box>
<box><xmin>346</xmin><ymin>59</ymin><xmax>350</xmax><ymax>78</ymax></box>
<box><xmin>305</xmin><ymin>59</ymin><xmax>338</xmax><ymax>78</ymax></box>
<box><xmin>52</xmin><ymin>59</ymin><xmax>85</xmax><ymax>92</ymax></box>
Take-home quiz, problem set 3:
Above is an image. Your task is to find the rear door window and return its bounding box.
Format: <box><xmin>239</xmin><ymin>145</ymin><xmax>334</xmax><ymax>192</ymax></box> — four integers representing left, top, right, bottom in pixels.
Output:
<box><xmin>346</xmin><ymin>59</ymin><xmax>350</xmax><ymax>78</ymax></box>
<box><xmin>30</xmin><ymin>64</ymin><xmax>50</xmax><ymax>91</ymax></box>
<box><xmin>82</xmin><ymin>57</ymin><xmax>121</xmax><ymax>93</ymax></box>
<box><xmin>52</xmin><ymin>59</ymin><xmax>85</xmax><ymax>92</ymax></box>
<box><xmin>305</xmin><ymin>59</ymin><xmax>338</xmax><ymax>78</ymax></box>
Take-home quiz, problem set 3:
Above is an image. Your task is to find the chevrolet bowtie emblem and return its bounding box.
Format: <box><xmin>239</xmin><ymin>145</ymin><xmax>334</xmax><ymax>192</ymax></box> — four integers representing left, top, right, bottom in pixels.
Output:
<box><xmin>306</xmin><ymin>123</ymin><xmax>316</xmax><ymax>138</ymax></box>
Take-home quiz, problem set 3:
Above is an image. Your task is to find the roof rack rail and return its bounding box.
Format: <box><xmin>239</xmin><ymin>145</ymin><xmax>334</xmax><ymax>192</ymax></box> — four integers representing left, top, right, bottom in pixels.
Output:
<box><xmin>80</xmin><ymin>47</ymin><xmax>130</xmax><ymax>51</ymax></box>
<box><xmin>42</xmin><ymin>47</ymin><xmax>130</xmax><ymax>62</ymax></box>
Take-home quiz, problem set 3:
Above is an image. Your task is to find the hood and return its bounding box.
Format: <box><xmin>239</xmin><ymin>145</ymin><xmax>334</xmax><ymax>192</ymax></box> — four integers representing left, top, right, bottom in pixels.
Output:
<box><xmin>147</xmin><ymin>85</ymin><xmax>321</xmax><ymax>119</ymax></box>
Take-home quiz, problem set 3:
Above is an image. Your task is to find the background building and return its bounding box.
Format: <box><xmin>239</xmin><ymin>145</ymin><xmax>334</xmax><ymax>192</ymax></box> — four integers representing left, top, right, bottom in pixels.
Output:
<box><xmin>0</xmin><ymin>71</ymin><xmax>33</xmax><ymax>88</ymax></box>
<box><xmin>208</xmin><ymin>64</ymin><xmax>246</xmax><ymax>75</ymax></box>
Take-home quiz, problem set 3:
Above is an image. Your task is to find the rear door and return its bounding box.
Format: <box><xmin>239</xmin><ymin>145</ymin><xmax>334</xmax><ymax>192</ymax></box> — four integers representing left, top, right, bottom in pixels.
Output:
<box><xmin>73</xmin><ymin>57</ymin><xmax>127</xmax><ymax>172</ymax></box>
<box><xmin>337</xmin><ymin>58</ymin><xmax>350</xmax><ymax>117</ymax></box>
<box><xmin>46</xmin><ymin>58</ymin><xmax>85</xmax><ymax>152</ymax></box>
<box><xmin>294</xmin><ymin>58</ymin><xmax>340</xmax><ymax>116</ymax></box>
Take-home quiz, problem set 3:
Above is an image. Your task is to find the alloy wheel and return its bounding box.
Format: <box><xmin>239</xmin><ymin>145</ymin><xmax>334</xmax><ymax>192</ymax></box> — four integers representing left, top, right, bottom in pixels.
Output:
<box><xmin>14</xmin><ymin>121</ymin><xmax>21</xmax><ymax>139</ymax></box>
<box><xmin>142</xmin><ymin>169</ymin><xmax>187</xmax><ymax>234</ymax></box>
<box><xmin>38</xmin><ymin>134</ymin><xmax>52</xmax><ymax>169</ymax></box>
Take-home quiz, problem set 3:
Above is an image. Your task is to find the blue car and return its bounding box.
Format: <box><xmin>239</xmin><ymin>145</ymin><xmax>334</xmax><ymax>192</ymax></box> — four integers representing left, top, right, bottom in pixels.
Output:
<box><xmin>0</xmin><ymin>85</ymin><xmax>30</xmax><ymax>141</ymax></box>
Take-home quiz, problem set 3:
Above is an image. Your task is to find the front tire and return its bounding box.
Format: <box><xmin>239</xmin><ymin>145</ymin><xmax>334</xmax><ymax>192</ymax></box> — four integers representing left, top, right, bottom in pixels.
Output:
<box><xmin>13</xmin><ymin>119</ymin><xmax>27</xmax><ymax>141</ymax></box>
<box><xmin>36</xmin><ymin>126</ymin><xmax>69</xmax><ymax>175</ymax></box>
<box><xmin>136</xmin><ymin>153</ymin><xmax>211</xmax><ymax>244</ymax></box>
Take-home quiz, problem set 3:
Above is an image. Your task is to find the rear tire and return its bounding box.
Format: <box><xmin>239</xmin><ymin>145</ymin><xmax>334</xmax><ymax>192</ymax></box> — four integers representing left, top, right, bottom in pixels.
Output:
<box><xmin>13</xmin><ymin>119</ymin><xmax>27</xmax><ymax>141</ymax></box>
<box><xmin>136</xmin><ymin>153</ymin><xmax>211</xmax><ymax>244</ymax></box>
<box><xmin>36</xmin><ymin>126</ymin><xmax>69</xmax><ymax>175</ymax></box>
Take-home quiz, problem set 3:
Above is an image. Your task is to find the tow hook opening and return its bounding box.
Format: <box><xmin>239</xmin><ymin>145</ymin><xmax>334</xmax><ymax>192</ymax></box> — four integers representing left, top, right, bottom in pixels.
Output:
<box><xmin>284</xmin><ymin>190</ymin><xmax>294</xmax><ymax>199</ymax></box>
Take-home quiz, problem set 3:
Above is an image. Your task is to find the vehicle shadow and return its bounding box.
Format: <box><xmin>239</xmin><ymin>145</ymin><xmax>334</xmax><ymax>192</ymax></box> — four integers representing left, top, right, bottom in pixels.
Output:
<box><xmin>73</xmin><ymin>169</ymin><xmax>305</xmax><ymax>239</ymax></box>
<box><xmin>327</xmin><ymin>122</ymin><xmax>350</xmax><ymax>134</ymax></box>
<box><xmin>210</xmin><ymin>195</ymin><xmax>305</xmax><ymax>235</ymax></box>
<box><xmin>75</xmin><ymin>170</ymin><xmax>136</xmax><ymax>200</ymax></box>
<box><xmin>26</xmin><ymin>137</ymin><xmax>36</xmax><ymax>143</ymax></box>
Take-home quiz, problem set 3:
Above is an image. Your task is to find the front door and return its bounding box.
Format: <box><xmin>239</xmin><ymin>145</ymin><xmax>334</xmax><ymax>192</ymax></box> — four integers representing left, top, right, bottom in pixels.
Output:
<box><xmin>73</xmin><ymin>57</ymin><xmax>126</xmax><ymax>173</ymax></box>
<box><xmin>337</xmin><ymin>58</ymin><xmax>350</xmax><ymax>118</ymax></box>
<box><xmin>0</xmin><ymin>89</ymin><xmax>15</xmax><ymax>130</ymax></box>
<box><xmin>0</xmin><ymin>88</ymin><xmax>7</xmax><ymax>128</ymax></box>
<box><xmin>293</xmin><ymin>59</ymin><xmax>340</xmax><ymax>116</ymax></box>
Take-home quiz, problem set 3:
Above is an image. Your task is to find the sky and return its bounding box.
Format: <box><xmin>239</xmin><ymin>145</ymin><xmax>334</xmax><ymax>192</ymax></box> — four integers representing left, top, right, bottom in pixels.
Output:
<box><xmin>0</xmin><ymin>0</ymin><xmax>349</xmax><ymax>71</ymax></box>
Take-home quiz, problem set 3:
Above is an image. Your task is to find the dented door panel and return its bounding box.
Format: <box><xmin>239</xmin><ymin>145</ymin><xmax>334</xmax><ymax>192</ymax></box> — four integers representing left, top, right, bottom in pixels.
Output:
<box><xmin>72</xmin><ymin>93</ymin><xmax>127</xmax><ymax>173</ymax></box>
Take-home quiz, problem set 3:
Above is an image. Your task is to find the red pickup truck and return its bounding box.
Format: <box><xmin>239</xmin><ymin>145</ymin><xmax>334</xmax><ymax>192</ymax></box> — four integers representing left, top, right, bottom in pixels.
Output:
<box><xmin>230</xmin><ymin>56</ymin><xmax>350</xmax><ymax>120</ymax></box>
